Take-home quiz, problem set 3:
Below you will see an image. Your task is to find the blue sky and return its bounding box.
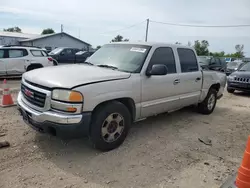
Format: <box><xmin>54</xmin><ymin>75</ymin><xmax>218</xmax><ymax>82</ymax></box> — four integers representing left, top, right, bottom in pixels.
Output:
<box><xmin>1</xmin><ymin>0</ymin><xmax>250</xmax><ymax>55</ymax></box>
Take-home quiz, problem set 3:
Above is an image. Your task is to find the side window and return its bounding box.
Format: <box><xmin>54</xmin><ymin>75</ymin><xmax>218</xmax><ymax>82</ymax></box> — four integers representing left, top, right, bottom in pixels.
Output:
<box><xmin>65</xmin><ymin>49</ymin><xmax>73</xmax><ymax>55</ymax></box>
<box><xmin>149</xmin><ymin>47</ymin><xmax>176</xmax><ymax>74</ymax></box>
<box><xmin>177</xmin><ymin>48</ymin><xmax>198</xmax><ymax>72</ymax></box>
<box><xmin>0</xmin><ymin>50</ymin><xmax>4</xmax><ymax>58</ymax></box>
<box><xmin>8</xmin><ymin>49</ymin><xmax>28</xmax><ymax>58</ymax></box>
<box><xmin>30</xmin><ymin>50</ymin><xmax>44</xmax><ymax>57</ymax></box>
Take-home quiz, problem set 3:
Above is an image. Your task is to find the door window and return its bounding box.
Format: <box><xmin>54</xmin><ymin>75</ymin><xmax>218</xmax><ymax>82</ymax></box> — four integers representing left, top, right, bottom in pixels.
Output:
<box><xmin>8</xmin><ymin>49</ymin><xmax>28</xmax><ymax>58</ymax></box>
<box><xmin>0</xmin><ymin>50</ymin><xmax>4</xmax><ymax>58</ymax></box>
<box><xmin>65</xmin><ymin>49</ymin><xmax>73</xmax><ymax>55</ymax></box>
<box><xmin>148</xmin><ymin>47</ymin><xmax>176</xmax><ymax>74</ymax></box>
<box><xmin>177</xmin><ymin>48</ymin><xmax>198</xmax><ymax>72</ymax></box>
<box><xmin>30</xmin><ymin>50</ymin><xmax>44</xmax><ymax>57</ymax></box>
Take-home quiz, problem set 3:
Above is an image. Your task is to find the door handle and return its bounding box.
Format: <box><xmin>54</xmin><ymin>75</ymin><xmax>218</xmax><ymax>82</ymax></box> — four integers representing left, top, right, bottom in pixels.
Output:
<box><xmin>173</xmin><ymin>79</ymin><xmax>180</xmax><ymax>85</ymax></box>
<box><xmin>195</xmin><ymin>77</ymin><xmax>201</xmax><ymax>82</ymax></box>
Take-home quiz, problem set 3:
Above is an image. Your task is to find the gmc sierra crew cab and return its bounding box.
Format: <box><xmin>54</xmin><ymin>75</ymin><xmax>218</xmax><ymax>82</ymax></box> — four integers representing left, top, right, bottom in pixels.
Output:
<box><xmin>17</xmin><ymin>42</ymin><xmax>226</xmax><ymax>151</ymax></box>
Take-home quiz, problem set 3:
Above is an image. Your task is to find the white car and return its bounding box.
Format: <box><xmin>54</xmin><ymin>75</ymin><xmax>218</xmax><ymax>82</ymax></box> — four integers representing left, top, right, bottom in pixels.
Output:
<box><xmin>17</xmin><ymin>42</ymin><xmax>226</xmax><ymax>151</ymax></box>
<box><xmin>0</xmin><ymin>45</ymin><xmax>55</xmax><ymax>76</ymax></box>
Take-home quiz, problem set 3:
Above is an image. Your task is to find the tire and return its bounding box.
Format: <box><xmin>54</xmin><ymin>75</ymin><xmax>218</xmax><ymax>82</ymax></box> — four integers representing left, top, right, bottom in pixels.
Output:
<box><xmin>26</xmin><ymin>65</ymin><xmax>42</xmax><ymax>72</ymax></box>
<box><xmin>197</xmin><ymin>88</ymin><xmax>217</xmax><ymax>115</ymax></box>
<box><xmin>90</xmin><ymin>101</ymin><xmax>131</xmax><ymax>151</ymax></box>
<box><xmin>227</xmin><ymin>88</ymin><xmax>235</xmax><ymax>93</ymax></box>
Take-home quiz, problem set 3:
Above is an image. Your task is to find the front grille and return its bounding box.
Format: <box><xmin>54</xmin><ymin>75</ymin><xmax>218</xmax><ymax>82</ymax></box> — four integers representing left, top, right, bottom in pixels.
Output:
<box><xmin>21</xmin><ymin>84</ymin><xmax>46</xmax><ymax>108</ymax></box>
<box><xmin>234</xmin><ymin>77</ymin><xmax>250</xmax><ymax>83</ymax></box>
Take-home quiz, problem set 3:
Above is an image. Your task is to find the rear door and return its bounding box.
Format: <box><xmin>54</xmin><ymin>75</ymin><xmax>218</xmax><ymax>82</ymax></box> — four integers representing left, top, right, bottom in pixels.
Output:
<box><xmin>6</xmin><ymin>49</ymin><xmax>28</xmax><ymax>75</ymax></box>
<box><xmin>0</xmin><ymin>49</ymin><xmax>7</xmax><ymax>75</ymax></box>
<box><xmin>58</xmin><ymin>48</ymin><xmax>75</xmax><ymax>64</ymax></box>
<box><xmin>209</xmin><ymin>57</ymin><xmax>222</xmax><ymax>71</ymax></box>
<box><xmin>176</xmin><ymin>48</ymin><xmax>202</xmax><ymax>107</ymax></box>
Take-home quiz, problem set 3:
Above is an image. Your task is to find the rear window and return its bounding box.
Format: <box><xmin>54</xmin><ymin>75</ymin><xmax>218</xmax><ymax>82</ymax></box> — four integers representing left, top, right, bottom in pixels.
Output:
<box><xmin>30</xmin><ymin>50</ymin><xmax>44</xmax><ymax>57</ymax></box>
<box><xmin>177</xmin><ymin>48</ymin><xmax>199</xmax><ymax>72</ymax></box>
<box><xmin>8</xmin><ymin>49</ymin><xmax>28</xmax><ymax>58</ymax></box>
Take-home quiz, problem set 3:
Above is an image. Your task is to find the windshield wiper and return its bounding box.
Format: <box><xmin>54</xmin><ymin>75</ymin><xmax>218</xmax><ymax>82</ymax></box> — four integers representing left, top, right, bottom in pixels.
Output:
<box><xmin>97</xmin><ymin>64</ymin><xmax>118</xmax><ymax>70</ymax></box>
<box><xmin>83</xmin><ymin>61</ymin><xmax>94</xmax><ymax>65</ymax></box>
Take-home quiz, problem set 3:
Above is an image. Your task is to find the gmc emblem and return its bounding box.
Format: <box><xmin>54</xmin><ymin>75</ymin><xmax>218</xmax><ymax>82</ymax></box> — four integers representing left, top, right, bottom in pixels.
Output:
<box><xmin>24</xmin><ymin>89</ymin><xmax>34</xmax><ymax>98</ymax></box>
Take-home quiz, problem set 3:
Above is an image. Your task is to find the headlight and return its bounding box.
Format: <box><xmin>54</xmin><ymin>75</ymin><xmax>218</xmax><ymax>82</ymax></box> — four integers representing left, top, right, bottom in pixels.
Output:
<box><xmin>51</xmin><ymin>90</ymin><xmax>83</xmax><ymax>113</ymax></box>
<box><xmin>52</xmin><ymin>89</ymin><xmax>83</xmax><ymax>102</ymax></box>
<box><xmin>228</xmin><ymin>75</ymin><xmax>235</xmax><ymax>81</ymax></box>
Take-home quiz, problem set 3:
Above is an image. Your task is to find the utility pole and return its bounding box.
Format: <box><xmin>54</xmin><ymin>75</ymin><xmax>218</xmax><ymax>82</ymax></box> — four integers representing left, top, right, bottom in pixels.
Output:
<box><xmin>61</xmin><ymin>24</ymin><xmax>64</xmax><ymax>33</ymax></box>
<box><xmin>145</xmin><ymin>19</ymin><xmax>149</xmax><ymax>42</ymax></box>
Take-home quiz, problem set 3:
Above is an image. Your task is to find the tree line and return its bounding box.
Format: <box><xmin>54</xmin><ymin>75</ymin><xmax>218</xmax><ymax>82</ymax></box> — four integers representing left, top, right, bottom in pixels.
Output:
<box><xmin>3</xmin><ymin>28</ymin><xmax>245</xmax><ymax>57</ymax></box>
<box><xmin>3</xmin><ymin>27</ymin><xmax>55</xmax><ymax>35</ymax></box>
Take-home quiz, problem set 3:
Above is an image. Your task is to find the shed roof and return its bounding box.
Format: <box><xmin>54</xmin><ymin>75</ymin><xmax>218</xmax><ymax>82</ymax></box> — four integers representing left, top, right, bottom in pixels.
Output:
<box><xmin>0</xmin><ymin>31</ymin><xmax>39</xmax><ymax>39</ymax></box>
<box><xmin>19</xmin><ymin>32</ymin><xmax>91</xmax><ymax>46</ymax></box>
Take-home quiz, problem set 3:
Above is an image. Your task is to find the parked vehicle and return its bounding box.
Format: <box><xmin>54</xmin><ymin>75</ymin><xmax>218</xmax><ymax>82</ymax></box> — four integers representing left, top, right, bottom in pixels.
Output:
<box><xmin>225</xmin><ymin>57</ymin><xmax>237</xmax><ymax>63</ymax></box>
<box><xmin>48</xmin><ymin>47</ymin><xmax>81</xmax><ymax>64</ymax></box>
<box><xmin>226</xmin><ymin>60</ymin><xmax>246</xmax><ymax>76</ymax></box>
<box><xmin>75</xmin><ymin>51</ymin><xmax>94</xmax><ymax>63</ymax></box>
<box><xmin>0</xmin><ymin>45</ymin><xmax>54</xmax><ymax>76</ymax></box>
<box><xmin>198</xmin><ymin>56</ymin><xmax>227</xmax><ymax>72</ymax></box>
<box><xmin>227</xmin><ymin>62</ymin><xmax>250</xmax><ymax>93</ymax></box>
<box><xmin>17</xmin><ymin>42</ymin><xmax>226</xmax><ymax>151</ymax></box>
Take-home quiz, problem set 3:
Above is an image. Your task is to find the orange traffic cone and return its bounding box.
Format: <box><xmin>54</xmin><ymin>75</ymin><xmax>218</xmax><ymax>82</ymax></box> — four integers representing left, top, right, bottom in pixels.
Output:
<box><xmin>1</xmin><ymin>79</ymin><xmax>14</xmax><ymax>107</ymax></box>
<box><xmin>236</xmin><ymin>136</ymin><xmax>250</xmax><ymax>188</ymax></box>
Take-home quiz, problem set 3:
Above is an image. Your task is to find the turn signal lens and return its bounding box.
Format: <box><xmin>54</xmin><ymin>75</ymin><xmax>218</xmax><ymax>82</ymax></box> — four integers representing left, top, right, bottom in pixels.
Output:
<box><xmin>66</xmin><ymin>107</ymin><xmax>77</xmax><ymax>112</ymax></box>
<box><xmin>69</xmin><ymin>91</ymin><xmax>83</xmax><ymax>102</ymax></box>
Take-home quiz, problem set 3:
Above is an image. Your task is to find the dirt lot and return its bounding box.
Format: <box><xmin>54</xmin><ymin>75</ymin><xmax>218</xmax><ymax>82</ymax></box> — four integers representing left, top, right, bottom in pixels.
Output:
<box><xmin>0</xmin><ymin>91</ymin><xmax>250</xmax><ymax>188</ymax></box>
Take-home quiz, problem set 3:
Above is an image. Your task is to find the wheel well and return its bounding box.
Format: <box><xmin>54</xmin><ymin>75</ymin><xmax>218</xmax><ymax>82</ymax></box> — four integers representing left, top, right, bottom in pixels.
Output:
<box><xmin>93</xmin><ymin>98</ymin><xmax>136</xmax><ymax>121</ymax></box>
<box><xmin>210</xmin><ymin>83</ymin><xmax>220</xmax><ymax>92</ymax></box>
<box><xmin>27</xmin><ymin>64</ymin><xmax>43</xmax><ymax>70</ymax></box>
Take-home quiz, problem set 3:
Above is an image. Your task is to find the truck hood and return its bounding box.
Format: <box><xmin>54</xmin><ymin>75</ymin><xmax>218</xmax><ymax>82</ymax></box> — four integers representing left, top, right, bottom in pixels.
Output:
<box><xmin>23</xmin><ymin>64</ymin><xmax>131</xmax><ymax>88</ymax></box>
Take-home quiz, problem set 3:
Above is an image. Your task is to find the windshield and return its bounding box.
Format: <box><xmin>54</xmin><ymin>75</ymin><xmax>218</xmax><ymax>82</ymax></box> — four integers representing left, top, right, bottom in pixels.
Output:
<box><xmin>86</xmin><ymin>44</ymin><xmax>151</xmax><ymax>73</ymax></box>
<box><xmin>239</xmin><ymin>62</ymin><xmax>250</xmax><ymax>71</ymax></box>
<box><xmin>198</xmin><ymin>57</ymin><xmax>210</xmax><ymax>65</ymax></box>
<box><xmin>49</xmin><ymin>48</ymin><xmax>63</xmax><ymax>55</ymax></box>
<box><xmin>227</xmin><ymin>61</ymin><xmax>241</xmax><ymax>68</ymax></box>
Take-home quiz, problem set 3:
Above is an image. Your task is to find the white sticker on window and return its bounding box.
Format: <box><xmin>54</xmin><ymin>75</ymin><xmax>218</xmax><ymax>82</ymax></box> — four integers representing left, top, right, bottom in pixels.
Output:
<box><xmin>130</xmin><ymin>47</ymin><xmax>147</xmax><ymax>53</ymax></box>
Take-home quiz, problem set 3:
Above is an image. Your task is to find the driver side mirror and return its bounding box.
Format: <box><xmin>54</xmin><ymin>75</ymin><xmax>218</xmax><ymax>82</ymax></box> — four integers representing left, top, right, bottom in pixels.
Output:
<box><xmin>146</xmin><ymin>64</ymin><xmax>168</xmax><ymax>76</ymax></box>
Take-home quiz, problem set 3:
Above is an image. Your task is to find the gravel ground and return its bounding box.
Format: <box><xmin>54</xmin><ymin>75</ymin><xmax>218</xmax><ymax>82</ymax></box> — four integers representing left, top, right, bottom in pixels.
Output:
<box><xmin>0</xmin><ymin>91</ymin><xmax>250</xmax><ymax>188</ymax></box>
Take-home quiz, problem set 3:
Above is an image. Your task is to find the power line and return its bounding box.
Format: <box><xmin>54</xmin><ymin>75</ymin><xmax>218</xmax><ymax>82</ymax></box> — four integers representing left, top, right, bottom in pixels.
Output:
<box><xmin>150</xmin><ymin>20</ymin><xmax>250</xmax><ymax>28</ymax></box>
<box><xmin>100</xmin><ymin>20</ymin><xmax>146</xmax><ymax>34</ymax></box>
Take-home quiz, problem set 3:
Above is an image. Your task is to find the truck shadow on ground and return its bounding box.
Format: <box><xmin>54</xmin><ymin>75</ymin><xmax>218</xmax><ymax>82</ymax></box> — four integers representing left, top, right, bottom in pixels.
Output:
<box><xmin>35</xmin><ymin>105</ymin><xmax>245</xmax><ymax>187</ymax></box>
<box><xmin>232</xmin><ymin>91</ymin><xmax>250</xmax><ymax>98</ymax></box>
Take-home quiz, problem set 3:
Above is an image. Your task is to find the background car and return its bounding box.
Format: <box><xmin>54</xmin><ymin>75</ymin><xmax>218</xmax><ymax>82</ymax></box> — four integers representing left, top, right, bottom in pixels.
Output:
<box><xmin>0</xmin><ymin>45</ymin><xmax>54</xmax><ymax>76</ymax></box>
<box><xmin>226</xmin><ymin>60</ymin><xmax>246</xmax><ymax>75</ymax></box>
<box><xmin>198</xmin><ymin>56</ymin><xmax>226</xmax><ymax>72</ymax></box>
<box><xmin>48</xmin><ymin>47</ymin><xmax>80</xmax><ymax>64</ymax></box>
<box><xmin>75</xmin><ymin>51</ymin><xmax>94</xmax><ymax>63</ymax></box>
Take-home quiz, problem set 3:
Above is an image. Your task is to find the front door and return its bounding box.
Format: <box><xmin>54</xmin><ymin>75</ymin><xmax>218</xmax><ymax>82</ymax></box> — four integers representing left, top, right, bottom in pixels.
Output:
<box><xmin>58</xmin><ymin>49</ymin><xmax>75</xmax><ymax>64</ymax></box>
<box><xmin>6</xmin><ymin>49</ymin><xmax>27</xmax><ymax>75</ymax></box>
<box><xmin>176</xmin><ymin>48</ymin><xmax>202</xmax><ymax>107</ymax></box>
<box><xmin>141</xmin><ymin>47</ymin><xmax>180</xmax><ymax>118</ymax></box>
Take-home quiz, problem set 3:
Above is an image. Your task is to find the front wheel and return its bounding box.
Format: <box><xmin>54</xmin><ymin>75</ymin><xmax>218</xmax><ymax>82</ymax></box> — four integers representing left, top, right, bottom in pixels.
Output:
<box><xmin>90</xmin><ymin>101</ymin><xmax>131</xmax><ymax>151</ymax></box>
<box><xmin>227</xmin><ymin>88</ymin><xmax>235</xmax><ymax>93</ymax></box>
<box><xmin>197</xmin><ymin>88</ymin><xmax>217</xmax><ymax>115</ymax></box>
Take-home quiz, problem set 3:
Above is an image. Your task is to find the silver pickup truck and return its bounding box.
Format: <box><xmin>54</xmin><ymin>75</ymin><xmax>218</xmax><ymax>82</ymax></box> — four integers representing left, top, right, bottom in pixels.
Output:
<box><xmin>17</xmin><ymin>42</ymin><xmax>226</xmax><ymax>151</ymax></box>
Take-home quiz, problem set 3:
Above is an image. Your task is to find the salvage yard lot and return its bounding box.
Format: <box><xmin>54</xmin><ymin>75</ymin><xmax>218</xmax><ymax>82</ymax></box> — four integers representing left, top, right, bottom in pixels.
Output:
<box><xmin>0</xmin><ymin>91</ymin><xmax>250</xmax><ymax>188</ymax></box>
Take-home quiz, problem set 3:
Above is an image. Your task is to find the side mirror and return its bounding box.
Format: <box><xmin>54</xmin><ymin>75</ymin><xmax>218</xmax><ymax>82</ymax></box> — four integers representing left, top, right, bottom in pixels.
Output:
<box><xmin>146</xmin><ymin>64</ymin><xmax>168</xmax><ymax>76</ymax></box>
<box><xmin>60</xmin><ymin>52</ymin><xmax>65</xmax><ymax>56</ymax></box>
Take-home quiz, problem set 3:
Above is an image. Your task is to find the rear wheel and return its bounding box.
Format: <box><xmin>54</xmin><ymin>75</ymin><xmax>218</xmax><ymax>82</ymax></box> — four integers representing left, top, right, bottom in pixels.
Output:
<box><xmin>197</xmin><ymin>88</ymin><xmax>217</xmax><ymax>115</ymax></box>
<box><xmin>227</xmin><ymin>88</ymin><xmax>235</xmax><ymax>93</ymax></box>
<box><xmin>26</xmin><ymin>65</ymin><xmax>43</xmax><ymax>71</ymax></box>
<box><xmin>90</xmin><ymin>101</ymin><xmax>131</xmax><ymax>151</ymax></box>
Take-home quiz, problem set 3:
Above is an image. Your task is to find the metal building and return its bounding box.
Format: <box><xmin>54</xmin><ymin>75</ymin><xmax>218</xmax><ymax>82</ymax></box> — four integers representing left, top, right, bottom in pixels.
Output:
<box><xmin>0</xmin><ymin>31</ymin><xmax>91</xmax><ymax>51</ymax></box>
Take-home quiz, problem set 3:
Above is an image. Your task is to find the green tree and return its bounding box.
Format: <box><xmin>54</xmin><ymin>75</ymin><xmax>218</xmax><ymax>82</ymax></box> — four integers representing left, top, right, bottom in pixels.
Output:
<box><xmin>111</xmin><ymin>35</ymin><xmax>129</xmax><ymax>42</ymax></box>
<box><xmin>210</xmin><ymin>51</ymin><xmax>225</xmax><ymax>57</ymax></box>
<box><xmin>3</xmin><ymin>27</ymin><xmax>22</xmax><ymax>33</ymax></box>
<box><xmin>193</xmin><ymin>40</ymin><xmax>209</xmax><ymax>56</ymax></box>
<box><xmin>96</xmin><ymin>45</ymin><xmax>101</xmax><ymax>50</ymax></box>
<box><xmin>235</xmin><ymin>44</ymin><xmax>244</xmax><ymax>58</ymax></box>
<box><xmin>175</xmin><ymin>42</ymin><xmax>181</xmax><ymax>45</ymax></box>
<box><xmin>41</xmin><ymin>28</ymin><xmax>55</xmax><ymax>35</ymax></box>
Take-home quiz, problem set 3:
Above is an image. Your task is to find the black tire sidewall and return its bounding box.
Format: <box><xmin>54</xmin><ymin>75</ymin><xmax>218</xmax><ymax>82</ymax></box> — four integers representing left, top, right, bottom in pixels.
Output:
<box><xmin>198</xmin><ymin>89</ymin><xmax>217</xmax><ymax>114</ymax></box>
<box><xmin>227</xmin><ymin>88</ymin><xmax>235</xmax><ymax>93</ymax></box>
<box><xmin>90</xmin><ymin>101</ymin><xmax>131</xmax><ymax>151</ymax></box>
